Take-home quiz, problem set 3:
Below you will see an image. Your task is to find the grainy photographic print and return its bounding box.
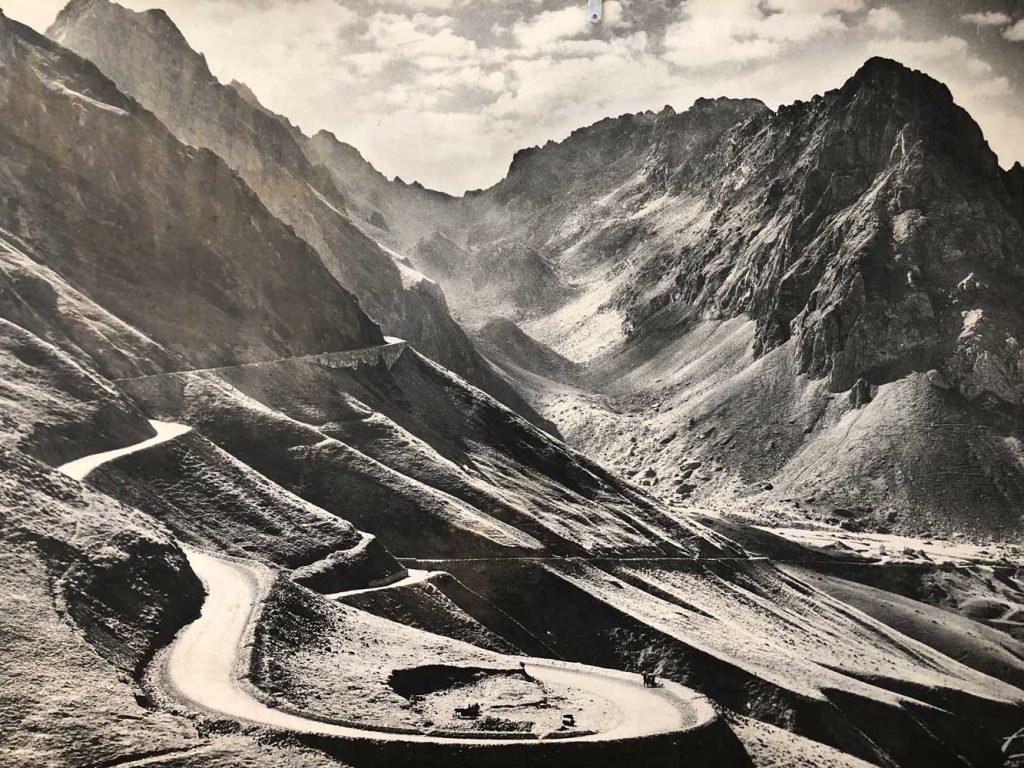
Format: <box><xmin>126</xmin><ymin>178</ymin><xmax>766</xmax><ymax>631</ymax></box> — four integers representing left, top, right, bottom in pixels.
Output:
<box><xmin>0</xmin><ymin>0</ymin><xmax>1023</xmax><ymax>766</ymax></box>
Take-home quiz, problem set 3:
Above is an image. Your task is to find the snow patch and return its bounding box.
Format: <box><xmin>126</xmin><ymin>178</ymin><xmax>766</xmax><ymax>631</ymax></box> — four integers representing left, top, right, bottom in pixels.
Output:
<box><xmin>46</xmin><ymin>80</ymin><xmax>128</xmax><ymax>116</ymax></box>
<box><xmin>306</xmin><ymin>183</ymin><xmax>347</xmax><ymax>219</ymax></box>
<box><xmin>960</xmin><ymin>308</ymin><xmax>984</xmax><ymax>339</ymax></box>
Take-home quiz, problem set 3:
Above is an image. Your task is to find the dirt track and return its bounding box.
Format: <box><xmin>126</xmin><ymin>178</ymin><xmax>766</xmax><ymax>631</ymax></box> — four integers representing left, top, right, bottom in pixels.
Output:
<box><xmin>57</xmin><ymin>420</ymin><xmax>191</xmax><ymax>480</ymax></box>
<box><xmin>168</xmin><ymin>548</ymin><xmax>712</xmax><ymax>746</ymax></box>
<box><xmin>54</xmin><ymin>414</ymin><xmax>740</xmax><ymax>763</ymax></box>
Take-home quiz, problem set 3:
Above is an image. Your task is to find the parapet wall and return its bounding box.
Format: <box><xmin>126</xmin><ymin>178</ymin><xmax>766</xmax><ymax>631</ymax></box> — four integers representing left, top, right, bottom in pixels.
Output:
<box><xmin>308</xmin><ymin>340</ymin><xmax>406</xmax><ymax>371</ymax></box>
<box><xmin>115</xmin><ymin>340</ymin><xmax>408</xmax><ymax>385</ymax></box>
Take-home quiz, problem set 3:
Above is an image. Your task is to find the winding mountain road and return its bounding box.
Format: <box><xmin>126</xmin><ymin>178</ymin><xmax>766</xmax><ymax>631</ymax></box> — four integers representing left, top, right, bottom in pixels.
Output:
<box><xmin>54</xmin><ymin>417</ymin><xmax>719</xmax><ymax>752</ymax></box>
<box><xmin>323</xmin><ymin>568</ymin><xmax>440</xmax><ymax>599</ymax></box>
<box><xmin>170</xmin><ymin>548</ymin><xmax>708</xmax><ymax>745</ymax></box>
<box><xmin>58</xmin><ymin>420</ymin><xmax>191</xmax><ymax>480</ymax></box>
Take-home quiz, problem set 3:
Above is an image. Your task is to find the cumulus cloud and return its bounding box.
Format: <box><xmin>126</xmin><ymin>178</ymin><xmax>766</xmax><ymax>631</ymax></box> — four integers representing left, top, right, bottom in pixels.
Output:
<box><xmin>368</xmin><ymin>0</ymin><xmax>467</xmax><ymax>7</ymax></box>
<box><xmin>362</xmin><ymin>12</ymin><xmax>477</xmax><ymax>60</ymax></box>
<box><xmin>512</xmin><ymin>5</ymin><xmax>588</xmax><ymax>48</ymax></box>
<box><xmin>1004</xmin><ymin>19</ymin><xmax>1024</xmax><ymax>41</ymax></box>
<box><xmin>662</xmin><ymin>0</ymin><xmax>850</xmax><ymax>68</ymax></box>
<box><xmin>511</xmin><ymin>0</ymin><xmax>628</xmax><ymax>52</ymax></box>
<box><xmin>866</xmin><ymin>7</ymin><xmax>904</xmax><ymax>34</ymax></box>
<box><xmin>960</xmin><ymin>11</ymin><xmax>1013</xmax><ymax>26</ymax></box>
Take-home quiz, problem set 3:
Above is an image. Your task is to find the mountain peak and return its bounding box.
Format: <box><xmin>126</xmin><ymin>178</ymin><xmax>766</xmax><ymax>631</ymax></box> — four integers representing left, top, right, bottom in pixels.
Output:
<box><xmin>53</xmin><ymin>0</ymin><xmax>190</xmax><ymax>50</ymax></box>
<box><xmin>229</xmin><ymin>80</ymin><xmax>261</xmax><ymax>108</ymax></box>
<box><xmin>52</xmin><ymin>0</ymin><xmax>118</xmax><ymax>31</ymax></box>
<box><xmin>843</xmin><ymin>56</ymin><xmax>955</xmax><ymax>105</ymax></box>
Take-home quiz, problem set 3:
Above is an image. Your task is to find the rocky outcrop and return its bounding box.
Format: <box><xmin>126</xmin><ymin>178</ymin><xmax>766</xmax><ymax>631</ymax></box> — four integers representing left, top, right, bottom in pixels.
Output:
<box><xmin>0</xmin><ymin>11</ymin><xmax>381</xmax><ymax>370</ymax></box>
<box><xmin>2</xmin><ymin>447</ymin><xmax>203</xmax><ymax>675</ymax></box>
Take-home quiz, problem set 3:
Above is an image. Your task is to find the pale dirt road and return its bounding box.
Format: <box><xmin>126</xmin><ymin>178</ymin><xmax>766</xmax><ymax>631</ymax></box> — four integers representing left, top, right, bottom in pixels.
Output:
<box><xmin>323</xmin><ymin>568</ymin><xmax>440</xmax><ymax>599</ymax></box>
<box><xmin>169</xmin><ymin>548</ymin><xmax>710</xmax><ymax>746</ymax></box>
<box><xmin>54</xmin><ymin>416</ymin><xmax>713</xmax><ymax>747</ymax></box>
<box><xmin>58</xmin><ymin>420</ymin><xmax>191</xmax><ymax>480</ymax></box>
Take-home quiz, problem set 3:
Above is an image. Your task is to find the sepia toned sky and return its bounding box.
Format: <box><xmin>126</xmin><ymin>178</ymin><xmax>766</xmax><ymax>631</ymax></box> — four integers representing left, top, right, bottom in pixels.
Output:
<box><xmin>6</xmin><ymin>0</ymin><xmax>1024</xmax><ymax>193</ymax></box>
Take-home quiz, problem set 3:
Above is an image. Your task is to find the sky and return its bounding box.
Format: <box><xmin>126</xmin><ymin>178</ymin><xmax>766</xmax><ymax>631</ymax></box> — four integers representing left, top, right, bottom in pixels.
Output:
<box><xmin>5</xmin><ymin>0</ymin><xmax>1024</xmax><ymax>193</ymax></box>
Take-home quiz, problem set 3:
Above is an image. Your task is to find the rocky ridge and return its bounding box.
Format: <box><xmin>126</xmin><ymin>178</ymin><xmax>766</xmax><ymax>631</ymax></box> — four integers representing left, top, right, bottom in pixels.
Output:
<box><xmin>48</xmin><ymin>0</ymin><xmax>555</xmax><ymax>433</ymax></box>
<box><xmin>311</xmin><ymin>57</ymin><xmax>1024</xmax><ymax>535</ymax></box>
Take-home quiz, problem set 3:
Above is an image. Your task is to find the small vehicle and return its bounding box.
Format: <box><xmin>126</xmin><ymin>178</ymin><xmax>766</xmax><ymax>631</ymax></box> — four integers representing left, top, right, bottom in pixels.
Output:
<box><xmin>454</xmin><ymin>703</ymin><xmax>481</xmax><ymax>719</ymax></box>
<box><xmin>561</xmin><ymin>713</ymin><xmax>576</xmax><ymax>727</ymax></box>
<box><xmin>642</xmin><ymin>673</ymin><xmax>658</xmax><ymax>688</ymax></box>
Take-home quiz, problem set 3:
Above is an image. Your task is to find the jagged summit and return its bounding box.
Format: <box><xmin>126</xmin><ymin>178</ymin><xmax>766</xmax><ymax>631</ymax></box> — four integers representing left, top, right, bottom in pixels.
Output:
<box><xmin>54</xmin><ymin>0</ymin><xmax>168</xmax><ymax>37</ymax></box>
<box><xmin>836</xmin><ymin>56</ymin><xmax>962</xmax><ymax>123</ymax></box>
<box><xmin>305</xmin><ymin>53</ymin><xmax>1024</xmax><ymax>535</ymax></box>
<box><xmin>500</xmin><ymin>95</ymin><xmax>769</xmax><ymax>181</ymax></box>
<box><xmin>849</xmin><ymin>55</ymin><xmax>948</xmax><ymax>90</ymax></box>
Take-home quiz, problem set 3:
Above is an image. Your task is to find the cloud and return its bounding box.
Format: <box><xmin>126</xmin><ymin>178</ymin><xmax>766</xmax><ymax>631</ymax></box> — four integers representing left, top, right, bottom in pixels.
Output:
<box><xmin>871</xmin><ymin>34</ymin><xmax>969</xmax><ymax>61</ymax></box>
<box><xmin>662</xmin><ymin>0</ymin><xmax>850</xmax><ymax>68</ymax></box>
<box><xmin>972</xmin><ymin>75</ymin><xmax>1011</xmax><ymax>96</ymax></box>
<box><xmin>511</xmin><ymin>1</ymin><xmax>628</xmax><ymax>52</ymax></box>
<box><xmin>960</xmin><ymin>11</ymin><xmax>1013</xmax><ymax>26</ymax></box>
<box><xmin>1004</xmin><ymin>19</ymin><xmax>1024</xmax><ymax>41</ymax></box>
<box><xmin>362</xmin><ymin>12</ymin><xmax>477</xmax><ymax>60</ymax></box>
<box><xmin>764</xmin><ymin>0</ymin><xmax>864</xmax><ymax>11</ymax></box>
<box><xmin>966</xmin><ymin>57</ymin><xmax>993</xmax><ymax>76</ymax></box>
<box><xmin>369</xmin><ymin>0</ymin><xmax>466</xmax><ymax>7</ymax></box>
<box><xmin>865</xmin><ymin>7</ymin><xmax>903</xmax><ymax>34</ymax></box>
<box><xmin>512</xmin><ymin>5</ymin><xmax>587</xmax><ymax>48</ymax></box>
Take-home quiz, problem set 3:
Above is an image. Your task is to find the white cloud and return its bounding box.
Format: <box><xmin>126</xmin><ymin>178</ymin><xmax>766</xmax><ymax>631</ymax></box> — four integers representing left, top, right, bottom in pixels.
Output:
<box><xmin>662</xmin><ymin>0</ymin><xmax>850</xmax><ymax>68</ymax></box>
<box><xmin>870</xmin><ymin>34</ymin><xmax>969</xmax><ymax>63</ymax></box>
<box><xmin>370</xmin><ymin>0</ymin><xmax>466</xmax><ymax>7</ymax></box>
<box><xmin>972</xmin><ymin>75</ymin><xmax>1011</xmax><ymax>96</ymax></box>
<box><xmin>362</xmin><ymin>12</ymin><xmax>477</xmax><ymax>60</ymax></box>
<box><xmin>764</xmin><ymin>0</ymin><xmax>864</xmax><ymax>11</ymax></box>
<box><xmin>1004</xmin><ymin>19</ymin><xmax>1024</xmax><ymax>41</ymax></box>
<box><xmin>960</xmin><ymin>11</ymin><xmax>1013</xmax><ymax>26</ymax></box>
<box><xmin>513</xmin><ymin>6</ymin><xmax>586</xmax><ymax>48</ymax></box>
<box><xmin>865</xmin><ymin>7</ymin><xmax>903</xmax><ymax>34</ymax></box>
<box><xmin>511</xmin><ymin>1</ymin><xmax>627</xmax><ymax>52</ymax></box>
<box><xmin>966</xmin><ymin>57</ymin><xmax>993</xmax><ymax>76</ymax></box>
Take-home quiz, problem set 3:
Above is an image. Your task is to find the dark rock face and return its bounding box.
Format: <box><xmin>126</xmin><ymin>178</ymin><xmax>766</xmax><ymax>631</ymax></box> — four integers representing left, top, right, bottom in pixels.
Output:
<box><xmin>2</xmin><ymin>447</ymin><xmax>203</xmax><ymax>675</ymax></box>
<box><xmin>0</xmin><ymin>12</ymin><xmax>381</xmax><ymax>370</ymax></box>
<box><xmin>48</xmin><ymin>0</ymin><xmax>554</xmax><ymax>433</ymax></box>
<box><xmin>0</xmin><ymin>318</ymin><xmax>155</xmax><ymax>464</ymax></box>
<box><xmin>849</xmin><ymin>378</ymin><xmax>873</xmax><ymax>409</ymax></box>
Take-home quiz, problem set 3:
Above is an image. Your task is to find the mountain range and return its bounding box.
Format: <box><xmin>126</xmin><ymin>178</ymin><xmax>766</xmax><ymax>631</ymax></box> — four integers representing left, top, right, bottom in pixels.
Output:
<box><xmin>269</xmin><ymin>54</ymin><xmax>1024</xmax><ymax>539</ymax></box>
<box><xmin>1</xmin><ymin>2</ymin><xmax>1023</xmax><ymax>767</ymax></box>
